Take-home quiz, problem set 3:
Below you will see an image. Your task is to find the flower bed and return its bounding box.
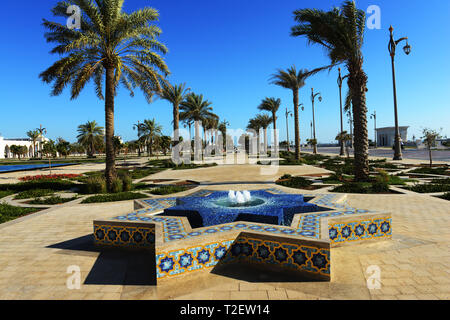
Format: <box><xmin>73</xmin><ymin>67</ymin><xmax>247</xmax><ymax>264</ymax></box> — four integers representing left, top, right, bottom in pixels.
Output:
<box><xmin>19</xmin><ymin>174</ymin><xmax>82</xmax><ymax>181</ymax></box>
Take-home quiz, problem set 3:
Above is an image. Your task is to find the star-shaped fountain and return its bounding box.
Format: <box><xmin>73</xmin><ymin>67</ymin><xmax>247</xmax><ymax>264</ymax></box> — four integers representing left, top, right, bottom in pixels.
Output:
<box><xmin>160</xmin><ymin>190</ymin><xmax>321</xmax><ymax>228</ymax></box>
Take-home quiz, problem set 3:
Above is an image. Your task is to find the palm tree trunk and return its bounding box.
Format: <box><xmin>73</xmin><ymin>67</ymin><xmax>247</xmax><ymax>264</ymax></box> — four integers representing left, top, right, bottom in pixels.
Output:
<box><xmin>105</xmin><ymin>66</ymin><xmax>116</xmax><ymax>191</ymax></box>
<box><xmin>91</xmin><ymin>139</ymin><xmax>95</xmax><ymax>157</ymax></box>
<box><xmin>349</xmin><ymin>65</ymin><xmax>369</xmax><ymax>181</ymax></box>
<box><xmin>264</xmin><ymin>128</ymin><xmax>268</xmax><ymax>154</ymax></box>
<box><xmin>429</xmin><ymin>148</ymin><xmax>432</xmax><ymax>168</ymax></box>
<box><xmin>173</xmin><ymin>103</ymin><xmax>179</xmax><ymax>145</ymax></box>
<box><xmin>272</xmin><ymin>113</ymin><xmax>278</xmax><ymax>154</ymax></box>
<box><xmin>194</xmin><ymin>120</ymin><xmax>201</xmax><ymax>160</ymax></box>
<box><xmin>293</xmin><ymin>89</ymin><xmax>301</xmax><ymax>160</ymax></box>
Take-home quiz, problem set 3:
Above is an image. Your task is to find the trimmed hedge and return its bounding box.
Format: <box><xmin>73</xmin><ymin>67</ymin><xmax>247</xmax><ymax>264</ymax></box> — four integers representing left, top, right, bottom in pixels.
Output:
<box><xmin>28</xmin><ymin>196</ymin><xmax>78</xmax><ymax>205</ymax></box>
<box><xmin>149</xmin><ymin>185</ymin><xmax>191</xmax><ymax>195</ymax></box>
<box><xmin>81</xmin><ymin>192</ymin><xmax>149</xmax><ymax>204</ymax></box>
<box><xmin>276</xmin><ymin>177</ymin><xmax>313</xmax><ymax>189</ymax></box>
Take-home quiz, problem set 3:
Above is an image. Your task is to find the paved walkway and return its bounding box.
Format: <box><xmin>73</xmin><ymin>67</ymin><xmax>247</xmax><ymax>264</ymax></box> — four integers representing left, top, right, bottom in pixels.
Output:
<box><xmin>0</xmin><ymin>162</ymin><xmax>449</xmax><ymax>300</ymax></box>
<box><xmin>0</xmin><ymin>184</ymin><xmax>449</xmax><ymax>299</ymax></box>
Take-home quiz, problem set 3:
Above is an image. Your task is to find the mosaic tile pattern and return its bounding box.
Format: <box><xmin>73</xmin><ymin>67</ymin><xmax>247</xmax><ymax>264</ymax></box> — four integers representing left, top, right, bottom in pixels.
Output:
<box><xmin>156</xmin><ymin>239</ymin><xmax>234</xmax><ymax>279</ymax></box>
<box><xmin>93</xmin><ymin>223</ymin><xmax>155</xmax><ymax>248</ymax></box>
<box><xmin>155</xmin><ymin>235</ymin><xmax>330</xmax><ymax>280</ymax></box>
<box><xmin>328</xmin><ymin>217</ymin><xmax>392</xmax><ymax>244</ymax></box>
<box><xmin>101</xmin><ymin>189</ymin><xmax>390</xmax><ymax>244</ymax></box>
<box><xmin>220</xmin><ymin>235</ymin><xmax>330</xmax><ymax>278</ymax></box>
<box><xmin>109</xmin><ymin>190</ymin><xmax>378</xmax><ymax>242</ymax></box>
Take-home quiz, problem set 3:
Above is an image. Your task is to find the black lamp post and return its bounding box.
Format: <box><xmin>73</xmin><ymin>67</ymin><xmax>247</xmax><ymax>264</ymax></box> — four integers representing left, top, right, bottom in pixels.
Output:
<box><xmin>370</xmin><ymin>111</ymin><xmax>377</xmax><ymax>148</ymax></box>
<box><xmin>311</xmin><ymin>88</ymin><xmax>322</xmax><ymax>154</ymax></box>
<box><xmin>388</xmin><ymin>25</ymin><xmax>411</xmax><ymax>160</ymax></box>
<box><xmin>285</xmin><ymin>107</ymin><xmax>292</xmax><ymax>152</ymax></box>
<box><xmin>337</xmin><ymin>68</ymin><xmax>349</xmax><ymax>156</ymax></box>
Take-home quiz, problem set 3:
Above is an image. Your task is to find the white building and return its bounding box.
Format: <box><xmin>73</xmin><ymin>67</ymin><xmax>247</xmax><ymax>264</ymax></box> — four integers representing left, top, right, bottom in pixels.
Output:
<box><xmin>0</xmin><ymin>136</ymin><xmax>48</xmax><ymax>159</ymax></box>
<box><xmin>376</xmin><ymin>126</ymin><xmax>409</xmax><ymax>147</ymax></box>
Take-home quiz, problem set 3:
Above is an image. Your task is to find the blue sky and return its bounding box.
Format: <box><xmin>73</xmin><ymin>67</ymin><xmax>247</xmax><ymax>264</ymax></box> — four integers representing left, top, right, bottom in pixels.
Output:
<box><xmin>0</xmin><ymin>0</ymin><xmax>449</xmax><ymax>144</ymax></box>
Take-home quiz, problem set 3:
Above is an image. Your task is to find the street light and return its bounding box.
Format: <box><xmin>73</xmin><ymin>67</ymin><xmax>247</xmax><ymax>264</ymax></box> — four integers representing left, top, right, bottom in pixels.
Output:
<box><xmin>311</xmin><ymin>88</ymin><xmax>322</xmax><ymax>154</ymax></box>
<box><xmin>285</xmin><ymin>107</ymin><xmax>293</xmax><ymax>152</ymax></box>
<box><xmin>388</xmin><ymin>25</ymin><xmax>411</xmax><ymax>160</ymax></box>
<box><xmin>370</xmin><ymin>111</ymin><xmax>377</xmax><ymax>148</ymax></box>
<box><xmin>337</xmin><ymin>68</ymin><xmax>349</xmax><ymax>156</ymax></box>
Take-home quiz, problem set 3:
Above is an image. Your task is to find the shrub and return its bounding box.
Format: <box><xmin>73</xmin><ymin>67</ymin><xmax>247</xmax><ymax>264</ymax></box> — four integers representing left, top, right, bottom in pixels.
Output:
<box><xmin>110</xmin><ymin>177</ymin><xmax>123</xmax><ymax>194</ymax></box>
<box><xmin>410</xmin><ymin>167</ymin><xmax>449</xmax><ymax>176</ymax></box>
<box><xmin>19</xmin><ymin>174</ymin><xmax>81</xmax><ymax>181</ymax></box>
<box><xmin>119</xmin><ymin>172</ymin><xmax>133</xmax><ymax>192</ymax></box>
<box><xmin>280</xmin><ymin>174</ymin><xmax>292</xmax><ymax>180</ymax></box>
<box><xmin>332</xmin><ymin>182</ymin><xmax>371</xmax><ymax>194</ymax></box>
<box><xmin>438</xmin><ymin>193</ymin><xmax>450</xmax><ymax>201</ymax></box>
<box><xmin>375</xmin><ymin>169</ymin><xmax>390</xmax><ymax>184</ymax></box>
<box><xmin>14</xmin><ymin>189</ymin><xmax>54</xmax><ymax>200</ymax></box>
<box><xmin>276</xmin><ymin>176</ymin><xmax>313</xmax><ymax>189</ymax></box>
<box><xmin>0</xmin><ymin>191</ymin><xmax>14</xmax><ymax>199</ymax></box>
<box><xmin>0</xmin><ymin>180</ymin><xmax>75</xmax><ymax>192</ymax></box>
<box><xmin>28</xmin><ymin>196</ymin><xmax>78</xmax><ymax>205</ymax></box>
<box><xmin>149</xmin><ymin>185</ymin><xmax>190</xmax><ymax>195</ymax></box>
<box><xmin>84</xmin><ymin>176</ymin><xmax>107</xmax><ymax>194</ymax></box>
<box><xmin>81</xmin><ymin>192</ymin><xmax>148</xmax><ymax>204</ymax></box>
<box><xmin>371</xmin><ymin>181</ymin><xmax>390</xmax><ymax>193</ymax></box>
<box><xmin>406</xmin><ymin>183</ymin><xmax>450</xmax><ymax>193</ymax></box>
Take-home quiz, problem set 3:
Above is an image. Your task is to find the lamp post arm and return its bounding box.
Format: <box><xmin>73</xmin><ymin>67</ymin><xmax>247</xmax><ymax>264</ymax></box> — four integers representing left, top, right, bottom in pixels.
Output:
<box><xmin>395</xmin><ymin>37</ymin><xmax>408</xmax><ymax>45</ymax></box>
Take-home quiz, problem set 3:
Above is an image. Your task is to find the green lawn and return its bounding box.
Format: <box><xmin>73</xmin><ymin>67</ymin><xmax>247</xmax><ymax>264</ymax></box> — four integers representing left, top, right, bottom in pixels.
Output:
<box><xmin>0</xmin><ymin>203</ymin><xmax>41</xmax><ymax>224</ymax></box>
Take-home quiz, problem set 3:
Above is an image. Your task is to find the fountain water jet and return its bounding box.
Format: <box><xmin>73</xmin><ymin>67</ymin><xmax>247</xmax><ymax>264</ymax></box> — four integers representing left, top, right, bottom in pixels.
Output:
<box><xmin>228</xmin><ymin>190</ymin><xmax>252</xmax><ymax>204</ymax></box>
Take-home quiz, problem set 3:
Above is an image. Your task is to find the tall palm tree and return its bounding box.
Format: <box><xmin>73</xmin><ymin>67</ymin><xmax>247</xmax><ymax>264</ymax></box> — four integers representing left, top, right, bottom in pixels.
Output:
<box><xmin>258</xmin><ymin>97</ymin><xmax>281</xmax><ymax>153</ymax></box>
<box><xmin>27</xmin><ymin>130</ymin><xmax>40</xmax><ymax>158</ymax></box>
<box><xmin>291</xmin><ymin>1</ymin><xmax>370</xmax><ymax>181</ymax></box>
<box><xmin>247</xmin><ymin>117</ymin><xmax>262</xmax><ymax>154</ymax></box>
<box><xmin>159</xmin><ymin>82</ymin><xmax>190</xmax><ymax>146</ymax></box>
<box><xmin>255</xmin><ymin>114</ymin><xmax>272</xmax><ymax>154</ymax></box>
<box><xmin>77</xmin><ymin>121</ymin><xmax>104</xmax><ymax>157</ymax></box>
<box><xmin>203</xmin><ymin>114</ymin><xmax>220</xmax><ymax>147</ymax></box>
<box><xmin>270</xmin><ymin>66</ymin><xmax>322</xmax><ymax>160</ymax></box>
<box><xmin>40</xmin><ymin>1</ymin><xmax>169</xmax><ymax>191</ymax></box>
<box><xmin>180</xmin><ymin>93</ymin><xmax>216</xmax><ymax>159</ymax></box>
<box><xmin>140</xmin><ymin>119</ymin><xmax>162</xmax><ymax>156</ymax></box>
<box><xmin>35</xmin><ymin>125</ymin><xmax>47</xmax><ymax>157</ymax></box>
<box><xmin>218</xmin><ymin>120</ymin><xmax>229</xmax><ymax>150</ymax></box>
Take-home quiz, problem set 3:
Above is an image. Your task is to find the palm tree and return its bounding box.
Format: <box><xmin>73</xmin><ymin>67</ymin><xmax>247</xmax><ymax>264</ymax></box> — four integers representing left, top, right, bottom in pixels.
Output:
<box><xmin>336</xmin><ymin>131</ymin><xmax>352</xmax><ymax>158</ymax></box>
<box><xmin>270</xmin><ymin>66</ymin><xmax>322</xmax><ymax>160</ymax></box>
<box><xmin>180</xmin><ymin>93</ymin><xmax>216</xmax><ymax>159</ymax></box>
<box><xmin>140</xmin><ymin>119</ymin><xmax>162</xmax><ymax>156</ymax></box>
<box><xmin>159</xmin><ymin>83</ymin><xmax>190</xmax><ymax>146</ymax></box>
<box><xmin>77</xmin><ymin>121</ymin><xmax>104</xmax><ymax>157</ymax></box>
<box><xmin>291</xmin><ymin>1</ymin><xmax>370</xmax><ymax>181</ymax></box>
<box><xmin>40</xmin><ymin>1</ymin><xmax>169</xmax><ymax>191</ymax></box>
<box><xmin>258</xmin><ymin>97</ymin><xmax>281</xmax><ymax>153</ymax></box>
<box><xmin>422</xmin><ymin>128</ymin><xmax>441</xmax><ymax>168</ymax></box>
<box><xmin>247</xmin><ymin>117</ymin><xmax>262</xmax><ymax>154</ymax></box>
<box><xmin>344</xmin><ymin>89</ymin><xmax>354</xmax><ymax>148</ymax></box>
<box><xmin>218</xmin><ymin>120</ymin><xmax>229</xmax><ymax>150</ymax></box>
<box><xmin>56</xmin><ymin>137</ymin><xmax>70</xmax><ymax>158</ymax></box>
<box><xmin>203</xmin><ymin>114</ymin><xmax>220</xmax><ymax>148</ymax></box>
<box><xmin>159</xmin><ymin>135</ymin><xmax>172</xmax><ymax>155</ymax></box>
<box><xmin>26</xmin><ymin>130</ymin><xmax>40</xmax><ymax>158</ymax></box>
<box><xmin>35</xmin><ymin>125</ymin><xmax>47</xmax><ymax>157</ymax></box>
<box><xmin>255</xmin><ymin>114</ymin><xmax>272</xmax><ymax>154</ymax></box>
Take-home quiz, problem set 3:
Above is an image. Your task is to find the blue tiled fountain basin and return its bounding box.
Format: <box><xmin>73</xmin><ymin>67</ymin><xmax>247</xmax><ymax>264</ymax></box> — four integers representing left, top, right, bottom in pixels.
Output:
<box><xmin>161</xmin><ymin>190</ymin><xmax>321</xmax><ymax>228</ymax></box>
